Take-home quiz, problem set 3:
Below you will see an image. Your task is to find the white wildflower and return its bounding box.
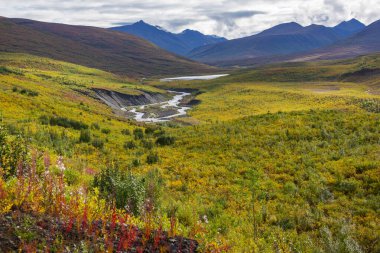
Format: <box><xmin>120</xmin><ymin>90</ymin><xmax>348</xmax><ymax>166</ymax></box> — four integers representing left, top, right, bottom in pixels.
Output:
<box><xmin>57</xmin><ymin>156</ymin><xmax>66</xmax><ymax>171</ymax></box>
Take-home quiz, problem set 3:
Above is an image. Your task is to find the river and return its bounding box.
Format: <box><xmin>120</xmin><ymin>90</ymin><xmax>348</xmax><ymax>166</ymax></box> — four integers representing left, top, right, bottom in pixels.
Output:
<box><xmin>123</xmin><ymin>91</ymin><xmax>191</xmax><ymax>122</ymax></box>
<box><xmin>125</xmin><ymin>74</ymin><xmax>229</xmax><ymax>122</ymax></box>
<box><xmin>160</xmin><ymin>74</ymin><xmax>229</xmax><ymax>82</ymax></box>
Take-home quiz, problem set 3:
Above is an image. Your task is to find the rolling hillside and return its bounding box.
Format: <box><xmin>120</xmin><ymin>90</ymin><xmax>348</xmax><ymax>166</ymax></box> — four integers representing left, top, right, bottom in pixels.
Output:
<box><xmin>111</xmin><ymin>20</ymin><xmax>226</xmax><ymax>56</ymax></box>
<box><xmin>187</xmin><ymin>19</ymin><xmax>366</xmax><ymax>65</ymax></box>
<box><xmin>0</xmin><ymin>17</ymin><xmax>216</xmax><ymax>77</ymax></box>
<box><xmin>0</xmin><ymin>52</ymin><xmax>379</xmax><ymax>252</ymax></box>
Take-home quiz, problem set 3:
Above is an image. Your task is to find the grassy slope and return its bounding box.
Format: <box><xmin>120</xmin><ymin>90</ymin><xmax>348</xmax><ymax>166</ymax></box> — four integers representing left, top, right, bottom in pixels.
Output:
<box><xmin>148</xmin><ymin>54</ymin><xmax>379</xmax><ymax>251</ymax></box>
<box><xmin>0</xmin><ymin>17</ymin><xmax>216</xmax><ymax>77</ymax></box>
<box><xmin>156</xmin><ymin>54</ymin><xmax>380</xmax><ymax>122</ymax></box>
<box><xmin>221</xmin><ymin>54</ymin><xmax>380</xmax><ymax>85</ymax></box>
<box><xmin>0</xmin><ymin>53</ymin><xmax>379</xmax><ymax>252</ymax></box>
<box><xmin>0</xmin><ymin>53</ymin><xmax>167</xmax><ymax>174</ymax></box>
<box><xmin>161</xmin><ymin>110</ymin><xmax>379</xmax><ymax>251</ymax></box>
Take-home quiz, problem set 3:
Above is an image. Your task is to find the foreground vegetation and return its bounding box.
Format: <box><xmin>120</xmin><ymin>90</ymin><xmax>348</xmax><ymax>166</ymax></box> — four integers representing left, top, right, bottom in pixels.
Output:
<box><xmin>0</xmin><ymin>125</ymin><xmax>205</xmax><ymax>252</ymax></box>
<box><xmin>0</xmin><ymin>53</ymin><xmax>379</xmax><ymax>252</ymax></box>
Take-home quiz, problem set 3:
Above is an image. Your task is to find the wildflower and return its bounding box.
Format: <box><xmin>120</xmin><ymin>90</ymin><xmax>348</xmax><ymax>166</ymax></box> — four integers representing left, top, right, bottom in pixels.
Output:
<box><xmin>57</xmin><ymin>156</ymin><xmax>66</xmax><ymax>172</ymax></box>
<box><xmin>85</xmin><ymin>167</ymin><xmax>96</xmax><ymax>175</ymax></box>
<box><xmin>78</xmin><ymin>187</ymin><xmax>85</xmax><ymax>196</ymax></box>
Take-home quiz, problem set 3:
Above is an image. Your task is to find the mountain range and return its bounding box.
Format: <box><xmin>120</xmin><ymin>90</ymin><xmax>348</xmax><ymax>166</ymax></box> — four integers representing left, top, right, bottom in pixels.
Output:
<box><xmin>110</xmin><ymin>20</ymin><xmax>226</xmax><ymax>56</ymax></box>
<box><xmin>187</xmin><ymin>19</ymin><xmax>369</xmax><ymax>65</ymax></box>
<box><xmin>1</xmin><ymin>16</ymin><xmax>379</xmax><ymax>75</ymax></box>
<box><xmin>289</xmin><ymin>19</ymin><xmax>380</xmax><ymax>62</ymax></box>
<box><xmin>0</xmin><ymin>17</ymin><xmax>215</xmax><ymax>77</ymax></box>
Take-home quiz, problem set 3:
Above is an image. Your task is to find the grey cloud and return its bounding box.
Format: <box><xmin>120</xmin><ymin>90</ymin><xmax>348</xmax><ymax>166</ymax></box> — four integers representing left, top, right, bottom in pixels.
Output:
<box><xmin>16</xmin><ymin>1</ymin><xmax>176</xmax><ymax>14</ymax></box>
<box><xmin>0</xmin><ymin>0</ymin><xmax>379</xmax><ymax>39</ymax></box>
<box><xmin>100</xmin><ymin>2</ymin><xmax>178</xmax><ymax>12</ymax></box>
<box><xmin>209</xmin><ymin>10</ymin><xmax>266</xmax><ymax>20</ymax></box>
<box><xmin>310</xmin><ymin>14</ymin><xmax>330</xmax><ymax>23</ymax></box>
<box><xmin>23</xmin><ymin>3</ymin><xmax>169</xmax><ymax>13</ymax></box>
<box><xmin>324</xmin><ymin>0</ymin><xmax>345</xmax><ymax>14</ymax></box>
<box><xmin>166</xmin><ymin>19</ymin><xmax>204</xmax><ymax>28</ymax></box>
<box><xmin>208</xmin><ymin>10</ymin><xmax>266</xmax><ymax>35</ymax></box>
<box><xmin>16</xmin><ymin>5</ymin><xmax>90</xmax><ymax>12</ymax></box>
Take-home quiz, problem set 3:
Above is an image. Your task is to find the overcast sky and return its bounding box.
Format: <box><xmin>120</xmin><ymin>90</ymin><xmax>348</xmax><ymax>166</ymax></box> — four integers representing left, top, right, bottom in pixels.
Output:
<box><xmin>1</xmin><ymin>0</ymin><xmax>379</xmax><ymax>39</ymax></box>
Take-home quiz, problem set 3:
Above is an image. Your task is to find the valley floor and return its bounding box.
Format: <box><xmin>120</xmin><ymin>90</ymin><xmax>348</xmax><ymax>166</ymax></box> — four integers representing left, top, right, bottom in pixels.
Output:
<box><xmin>0</xmin><ymin>53</ymin><xmax>379</xmax><ymax>252</ymax></box>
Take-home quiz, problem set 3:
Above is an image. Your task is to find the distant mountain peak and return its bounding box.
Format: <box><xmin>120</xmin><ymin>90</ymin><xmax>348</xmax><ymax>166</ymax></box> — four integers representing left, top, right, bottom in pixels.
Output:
<box><xmin>286</xmin><ymin>21</ymin><xmax>303</xmax><ymax>26</ymax></box>
<box><xmin>334</xmin><ymin>18</ymin><xmax>365</xmax><ymax>33</ymax></box>
<box><xmin>258</xmin><ymin>22</ymin><xmax>303</xmax><ymax>36</ymax></box>
<box><xmin>277</xmin><ymin>22</ymin><xmax>303</xmax><ymax>28</ymax></box>
<box><xmin>348</xmin><ymin>18</ymin><xmax>360</xmax><ymax>22</ymax></box>
<box><xmin>110</xmin><ymin>20</ymin><xmax>227</xmax><ymax>56</ymax></box>
<box><xmin>187</xmin><ymin>18</ymin><xmax>375</xmax><ymax>65</ymax></box>
<box><xmin>134</xmin><ymin>20</ymin><xmax>148</xmax><ymax>25</ymax></box>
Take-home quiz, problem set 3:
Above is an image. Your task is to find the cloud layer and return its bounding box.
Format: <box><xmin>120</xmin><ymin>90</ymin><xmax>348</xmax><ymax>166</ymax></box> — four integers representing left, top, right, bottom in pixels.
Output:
<box><xmin>1</xmin><ymin>0</ymin><xmax>379</xmax><ymax>38</ymax></box>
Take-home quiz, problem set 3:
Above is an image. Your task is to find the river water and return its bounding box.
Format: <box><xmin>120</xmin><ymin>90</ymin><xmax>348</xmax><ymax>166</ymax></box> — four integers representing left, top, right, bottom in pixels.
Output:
<box><xmin>160</xmin><ymin>74</ymin><xmax>229</xmax><ymax>82</ymax></box>
<box><xmin>125</xmin><ymin>74</ymin><xmax>229</xmax><ymax>122</ymax></box>
<box><xmin>123</xmin><ymin>91</ymin><xmax>191</xmax><ymax>122</ymax></box>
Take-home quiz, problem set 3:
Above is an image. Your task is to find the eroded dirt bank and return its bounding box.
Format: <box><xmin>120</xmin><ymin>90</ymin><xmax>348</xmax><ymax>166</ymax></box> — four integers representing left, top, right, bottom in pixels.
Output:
<box><xmin>93</xmin><ymin>88</ymin><xmax>168</xmax><ymax>109</ymax></box>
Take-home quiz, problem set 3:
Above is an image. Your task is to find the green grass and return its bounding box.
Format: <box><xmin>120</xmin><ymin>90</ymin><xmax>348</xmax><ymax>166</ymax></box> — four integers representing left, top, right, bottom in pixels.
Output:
<box><xmin>0</xmin><ymin>53</ymin><xmax>163</xmax><ymax>93</ymax></box>
<box><xmin>0</xmin><ymin>53</ymin><xmax>166</xmax><ymax>173</ymax></box>
<box><xmin>0</xmin><ymin>52</ymin><xmax>379</xmax><ymax>252</ymax></box>
<box><xmin>153</xmin><ymin>54</ymin><xmax>380</xmax><ymax>123</ymax></box>
<box><xmin>219</xmin><ymin>53</ymin><xmax>380</xmax><ymax>85</ymax></box>
<box><xmin>157</xmin><ymin>109</ymin><xmax>379</xmax><ymax>251</ymax></box>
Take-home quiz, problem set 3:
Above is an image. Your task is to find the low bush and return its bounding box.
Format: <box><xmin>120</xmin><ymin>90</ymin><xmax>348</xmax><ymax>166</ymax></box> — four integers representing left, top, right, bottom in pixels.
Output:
<box><xmin>124</xmin><ymin>140</ymin><xmax>136</xmax><ymax>150</ymax></box>
<box><xmin>156</xmin><ymin>136</ymin><xmax>175</xmax><ymax>146</ymax></box>
<box><xmin>0</xmin><ymin>126</ymin><xmax>28</xmax><ymax>178</ymax></box>
<box><xmin>145</xmin><ymin>126</ymin><xmax>159</xmax><ymax>135</ymax></box>
<box><xmin>40</xmin><ymin>116</ymin><xmax>88</xmax><ymax>130</ymax></box>
<box><xmin>142</xmin><ymin>140</ymin><xmax>154</xmax><ymax>149</ymax></box>
<box><xmin>19</xmin><ymin>89</ymin><xmax>39</xmax><ymax>97</ymax></box>
<box><xmin>79</xmin><ymin>129</ymin><xmax>91</xmax><ymax>143</ymax></box>
<box><xmin>11</xmin><ymin>87</ymin><xmax>38</xmax><ymax>97</ymax></box>
<box><xmin>132</xmin><ymin>159</ymin><xmax>141</xmax><ymax>167</ymax></box>
<box><xmin>133</xmin><ymin>128</ymin><xmax>144</xmax><ymax>140</ymax></box>
<box><xmin>101</xmin><ymin>128</ymin><xmax>111</xmax><ymax>134</ymax></box>
<box><xmin>147</xmin><ymin>153</ymin><xmax>159</xmax><ymax>164</ymax></box>
<box><xmin>93</xmin><ymin>168</ymin><xmax>145</xmax><ymax>215</ymax></box>
<box><xmin>121</xmin><ymin>129</ymin><xmax>131</xmax><ymax>135</ymax></box>
<box><xmin>91</xmin><ymin>138</ymin><xmax>104</xmax><ymax>149</ymax></box>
